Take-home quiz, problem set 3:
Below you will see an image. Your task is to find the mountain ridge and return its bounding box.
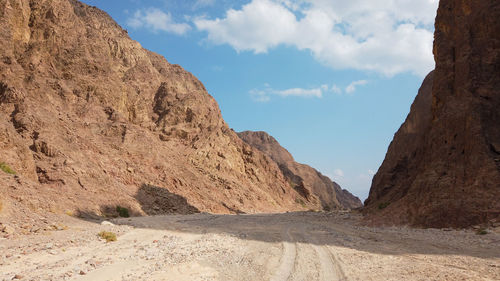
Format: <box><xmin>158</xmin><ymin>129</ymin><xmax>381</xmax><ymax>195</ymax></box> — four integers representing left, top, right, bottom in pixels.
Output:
<box><xmin>0</xmin><ymin>0</ymin><xmax>323</xmax><ymax>226</ymax></box>
<box><xmin>238</xmin><ymin>131</ymin><xmax>362</xmax><ymax>210</ymax></box>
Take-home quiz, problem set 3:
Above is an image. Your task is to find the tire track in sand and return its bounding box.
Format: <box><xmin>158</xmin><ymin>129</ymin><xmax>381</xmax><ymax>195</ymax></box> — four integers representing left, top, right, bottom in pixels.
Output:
<box><xmin>270</xmin><ymin>227</ymin><xmax>296</xmax><ymax>281</ymax></box>
<box><xmin>305</xmin><ymin>227</ymin><xmax>347</xmax><ymax>281</ymax></box>
<box><xmin>310</xmin><ymin>244</ymin><xmax>342</xmax><ymax>281</ymax></box>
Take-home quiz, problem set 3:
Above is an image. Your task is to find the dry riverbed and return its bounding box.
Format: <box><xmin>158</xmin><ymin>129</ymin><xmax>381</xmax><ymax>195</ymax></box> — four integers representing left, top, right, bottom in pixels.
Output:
<box><xmin>1</xmin><ymin>211</ymin><xmax>499</xmax><ymax>281</ymax></box>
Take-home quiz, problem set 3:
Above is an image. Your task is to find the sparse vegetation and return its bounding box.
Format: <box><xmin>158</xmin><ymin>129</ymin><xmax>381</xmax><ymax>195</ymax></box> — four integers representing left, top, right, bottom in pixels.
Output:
<box><xmin>378</xmin><ymin>202</ymin><xmax>390</xmax><ymax>210</ymax></box>
<box><xmin>0</xmin><ymin>200</ymin><xmax>3</xmax><ymax>212</ymax></box>
<box><xmin>0</xmin><ymin>162</ymin><xmax>15</xmax><ymax>175</ymax></box>
<box><xmin>116</xmin><ymin>206</ymin><xmax>130</xmax><ymax>218</ymax></box>
<box><xmin>98</xmin><ymin>231</ymin><xmax>117</xmax><ymax>242</ymax></box>
<box><xmin>295</xmin><ymin>198</ymin><xmax>306</xmax><ymax>207</ymax></box>
<box><xmin>476</xmin><ymin>228</ymin><xmax>488</xmax><ymax>235</ymax></box>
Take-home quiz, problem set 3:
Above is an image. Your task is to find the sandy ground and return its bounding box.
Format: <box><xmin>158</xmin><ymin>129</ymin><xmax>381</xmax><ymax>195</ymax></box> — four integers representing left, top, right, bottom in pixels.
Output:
<box><xmin>0</xmin><ymin>211</ymin><xmax>499</xmax><ymax>281</ymax></box>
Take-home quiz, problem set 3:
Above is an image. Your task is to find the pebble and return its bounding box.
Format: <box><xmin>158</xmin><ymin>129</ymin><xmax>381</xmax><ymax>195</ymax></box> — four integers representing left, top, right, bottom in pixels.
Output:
<box><xmin>30</xmin><ymin>227</ymin><xmax>41</xmax><ymax>233</ymax></box>
<box><xmin>101</xmin><ymin>221</ymin><xmax>114</xmax><ymax>226</ymax></box>
<box><xmin>3</xmin><ymin>225</ymin><xmax>15</xmax><ymax>235</ymax></box>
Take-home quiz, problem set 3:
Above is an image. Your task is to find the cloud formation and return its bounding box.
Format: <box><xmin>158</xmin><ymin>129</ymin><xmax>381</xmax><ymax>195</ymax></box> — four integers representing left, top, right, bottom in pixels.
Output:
<box><xmin>345</xmin><ymin>80</ymin><xmax>368</xmax><ymax>94</ymax></box>
<box><xmin>276</xmin><ymin>87</ymin><xmax>322</xmax><ymax>98</ymax></box>
<box><xmin>330</xmin><ymin>85</ymin><xmax>342</xmax><ymax>95</ymax></box>
<box><xmin>333</xmin><ymin>169</ymin><xmax>344</xmax><ymax>178</ymax></box>
<box><xmin>194</xmin><ymin>0</ymin><xmax>438</xmax><ymax>76</ymax></box>
<box><xmin>127</xmin><ymin>8</ymin><xmax>191</xmax><ymax>35</ymax></box>
<box><xmin>250</xmin><ymin>83</ymin><xmax>344</xmax><ymax>102</ymax></box>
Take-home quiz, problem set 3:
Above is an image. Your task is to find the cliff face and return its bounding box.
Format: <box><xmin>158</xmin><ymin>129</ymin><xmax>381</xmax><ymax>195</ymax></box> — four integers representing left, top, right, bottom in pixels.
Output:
<box><xmin>365</xmin><ymin>0</ymin><xmax>500</xmax><ymax>228</ymax></box>
<box><xmin>0</xmin><ymin>0</ymin><xmax>312</xmax><ymax>220</ymax></box>
<box><xmin>238</xmin><ymin>131</ymin><xmax>362</xmax><ymax>210</ymax></box>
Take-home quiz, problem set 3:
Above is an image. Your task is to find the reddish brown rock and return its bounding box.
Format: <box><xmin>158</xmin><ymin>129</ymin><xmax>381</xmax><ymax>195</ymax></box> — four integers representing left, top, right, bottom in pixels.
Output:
<box><xmin>364</xmin><ymin>0</ymin><xmax>500</xmax><ymax>228</ymax></box>
<box><xmin>0</xmin><ymin>0</ymin><xmax>312</xmax><ymax>222</ymax></box>
<box><xmin>238</xmin><ymin>131</ymin><xmax>362</xmax><ymax>210</ymax></box>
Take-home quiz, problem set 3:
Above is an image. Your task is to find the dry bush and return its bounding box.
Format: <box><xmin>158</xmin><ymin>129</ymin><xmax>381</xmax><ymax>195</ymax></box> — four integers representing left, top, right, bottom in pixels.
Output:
<box><xmin>98</xmin><ymin>231</ymin><xmax>117</xmax><ymax>242</ymax></box>
<box><xmin>0</xmin><ymin>162</ymin><xmax>15</xmax><ymax>174</ymax></box>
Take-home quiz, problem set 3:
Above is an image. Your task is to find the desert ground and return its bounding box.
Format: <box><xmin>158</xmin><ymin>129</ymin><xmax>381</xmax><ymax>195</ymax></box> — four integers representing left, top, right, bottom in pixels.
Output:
<box><xmin>1</xmin><ymin>211</ymin><xmax>499</xmax><ymax>281</ymax></box>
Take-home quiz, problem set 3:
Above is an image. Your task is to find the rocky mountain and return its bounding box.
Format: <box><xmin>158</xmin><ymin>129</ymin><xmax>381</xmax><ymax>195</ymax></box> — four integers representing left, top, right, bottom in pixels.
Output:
<box><xmin>364</xmin><ymin>0</ymin><xmax>500</xmax><ymax>228</ymax></box>
<box><xmin>0</xmin><ymin>0</ymin><xmax>316</xmax><ymax>224</ymax></box>
<box><xmin>238</xmin><ymin>131</ymin><xmax>362</xmax><ymax>210</ymax></box>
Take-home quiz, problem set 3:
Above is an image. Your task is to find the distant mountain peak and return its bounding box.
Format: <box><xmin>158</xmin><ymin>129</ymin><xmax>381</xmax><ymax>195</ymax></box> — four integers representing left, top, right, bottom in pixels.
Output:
<box><xmin>238</xmin><ymin>130</ymin><xmax>363</xmax><ymax>210</ymax></box>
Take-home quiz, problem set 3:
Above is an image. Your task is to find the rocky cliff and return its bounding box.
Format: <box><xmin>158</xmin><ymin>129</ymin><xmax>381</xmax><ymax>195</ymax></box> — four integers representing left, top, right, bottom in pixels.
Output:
<box><xmin>364</xmin><ymin>0</ymin><xmax>500</xmax><ymax>228</ymax></box>
<box><xmin>0</xmin><ymin>0</ymin><xmax>314</xmax><ymax>224</ymax></box>
<box><xmin>238</xmin><ymin>131</ymin><xmax>362</xmax><ymax>210</ymax></box>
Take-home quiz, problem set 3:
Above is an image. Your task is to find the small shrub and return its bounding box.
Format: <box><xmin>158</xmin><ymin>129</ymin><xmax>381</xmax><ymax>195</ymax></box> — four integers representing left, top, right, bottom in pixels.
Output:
<box><xmin>116</xmin><ymin>206</ymin><xmax>130</xmax><ymax>218</ymax></box>
<box><xmin>476</xmin><ymin>228</ymin><xmax>488</xmax><ymax>235</ymax></box>
<box><xmin>0</xmin><ymin>162</ymin><xmax>15</xmax><ymax>175</ymax></box>
<box><xmin>295</xmin><ymin>198</ymin><xmax>306</xmax><ymax>207</ymax></box>
<box><xmin>378</xmin><ymin>202</ymin><xmax>390</xmax><ymax>210</ymax></box>
<box><xmin>98</xmin><ymin>231</ymin><xmax>117</xmax><ymax>242</ymax></box>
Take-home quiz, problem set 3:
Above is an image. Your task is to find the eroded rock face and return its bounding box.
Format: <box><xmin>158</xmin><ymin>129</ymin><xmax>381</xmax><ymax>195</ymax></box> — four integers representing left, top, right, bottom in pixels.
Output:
<box><xmin>238</xmin><ymin>131</ymin><xmax>362</xmax><ymax>210</ymax></box>
<box><xmin>0</xmin><ymin>0</ymin><xmax>311</xmax><ymax>220</ymax></box>
<box><xmin>365</xmin><ymin>0</ymin><xmax>500</xmax><ymax>228</ymax></box>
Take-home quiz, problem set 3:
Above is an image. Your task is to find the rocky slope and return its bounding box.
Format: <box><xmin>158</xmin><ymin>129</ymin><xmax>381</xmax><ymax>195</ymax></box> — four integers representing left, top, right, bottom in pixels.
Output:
<box><xmin>238</xmin><ymin>131</ymin><xmax>362</xmax><ymax>210</ymax></box>
<box><xmin>364</xmin><ymin>0</ymin><xmax>500</xmax><ymax>228</ymax></box>
<box><xmin>0</xmin><ymin>0</ymin><xmax>314</xmax><ymax>228</ymax></box>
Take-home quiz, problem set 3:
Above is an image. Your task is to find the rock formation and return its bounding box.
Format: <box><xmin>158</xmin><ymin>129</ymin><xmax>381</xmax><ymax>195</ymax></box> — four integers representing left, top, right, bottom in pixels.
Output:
<box><xmin>364</xmin><ymin>0</ymin><xmax>500</xmax><ymax>228</ymax></box>
<box><xmin>238</xmin><ymin>131</ymin><xmax>362</xmax><ymax>210</ymax></box>
<box><xmin>0</xmin><ymin>0</ymin><xmax>315</xmax><ymax>222</ymax></box>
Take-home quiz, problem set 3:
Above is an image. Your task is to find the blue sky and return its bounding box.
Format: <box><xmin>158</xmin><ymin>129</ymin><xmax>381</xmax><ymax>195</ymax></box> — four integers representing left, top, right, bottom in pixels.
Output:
<box><xmin>81</xmin><ymin>0</ymin><xmax>439</xmax><ymax>201</ymax></box>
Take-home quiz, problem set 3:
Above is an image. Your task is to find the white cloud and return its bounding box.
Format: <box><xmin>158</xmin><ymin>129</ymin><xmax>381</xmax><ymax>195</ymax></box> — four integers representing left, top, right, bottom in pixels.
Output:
<box><xmin>276</xmin><ymin>88</ymin><xmax>322</xmax><ymax>98</ymax></box>
<box><xmin>330</xmin><ymin>84</ymin><xmax>342</xmax><ymax>95</ymax></box>
<box><xmin>326</xmin><ymin>168</ymin><xmax>345</xmax><ymax>183</ymax></box>
<box><xmin>333</xmin><ymin>169</ymin><xmax>344</xmax><ymax>178</ymax></box>
<box><xmin>127</xmin><ymin>8</ymin><xmax>191</xmax><ymax>35</ymax></box>
<box><xmin>249</xmin><ymin>89</ymin><xmax>271</xmax><ymax>102</ymax></box>
<box><xmin>250</xmin><ymin>84</ymin><xmax>326</xmax><ymax>102</ymax></box>
<box><xmin>250</xmin><ymin>82</ymin><xmax>346</xmax><ymax>101</ymax></box>
<box><xmin>345</xmin><ymin>80</ymin><xmax>368</xmax><ymax>94</ymax></box>
<box><xmin>194</xmin><ymin>0</ymin><xmax>438</xmax><ymax>76</ymax></box>
<box><xmin>359</xmin><ymin>169</ymin><xmax>377</xmax><ymax>181</ymax></box>
<box><xmin>195</xmin><ymin>0</ymin><xmax>297</xmax><ymax>53</ymax></box>
<box><xmin>211</xmin><ymin>65</ymin><xmax>224</xmax><ymax>71</ymax></box>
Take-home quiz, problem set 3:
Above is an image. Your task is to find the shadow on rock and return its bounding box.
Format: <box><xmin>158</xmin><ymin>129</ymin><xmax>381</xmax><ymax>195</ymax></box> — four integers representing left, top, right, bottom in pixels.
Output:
<box><xmin>74</xmin><ymin>184</ymin><xmax>199</xmax><ymax>221</ymax></box>
<box><xmin>135</xmin><ymin>184</ymin><xmax>200</xmax><ymax>215</ymax></box>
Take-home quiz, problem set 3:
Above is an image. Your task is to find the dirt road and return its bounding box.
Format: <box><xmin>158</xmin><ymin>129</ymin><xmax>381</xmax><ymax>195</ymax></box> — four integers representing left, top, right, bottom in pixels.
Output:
<box><xmin>1</xmin><ymin>212</ymin><xmax>499</xmax><ymax>280</ymax></box>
